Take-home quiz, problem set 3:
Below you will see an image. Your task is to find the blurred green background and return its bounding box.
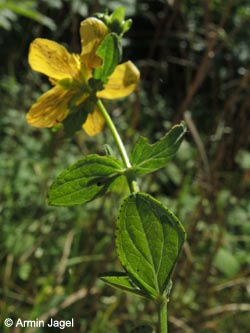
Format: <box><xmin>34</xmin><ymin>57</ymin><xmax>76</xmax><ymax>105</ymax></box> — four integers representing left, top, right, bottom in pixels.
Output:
<box><xmin>0</xmin><ymin>0</ymin><xmax>250</xmax><ymax>332</ymax></box>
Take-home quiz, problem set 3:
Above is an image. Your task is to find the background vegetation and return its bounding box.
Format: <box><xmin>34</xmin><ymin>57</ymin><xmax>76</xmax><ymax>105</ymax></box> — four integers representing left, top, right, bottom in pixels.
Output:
<box><xmin>0</xmin><ymin>0</ymin><xmax>250</xmax><ymax>332</ymax></box>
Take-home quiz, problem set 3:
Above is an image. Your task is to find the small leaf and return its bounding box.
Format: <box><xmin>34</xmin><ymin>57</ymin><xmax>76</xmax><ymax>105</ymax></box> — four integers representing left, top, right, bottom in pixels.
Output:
<box><xmin>213</xmin><ymin>248</ymin><xmax>240</xmax><ymax>278</ymax></box>
<box><xmin>63</xmin><ymin>97</ymin><xmax>95</xmax><ymax>136</ymax></box>
<box><xmin>100</xmin><ymin>272</ymin><xmax>148</xmax><ymax>298</ymax></box>
<box><xmin>116</xmin><ymin>192</ymin><xmax>186</xmax><ymax>299</ymax></box>
<box><xmin>130</xmin><ymin>122</ymin><xmax>186</xmax><ymax>176</ymax></box>
<box><xmin>108</xmin><ymin>7</ymin><xmax>129</xmax><ymax>35</ymax></box>
<box><xmin>95</xmin><ymin>7</ymin><xmax>132</xmax><ymax>36</ymax></box>
<box><xmin>111</xmin><ymin>7</ymin><xmax>125</xmax><ymax>22</ymax></box>
<box><xmin>93</xmin><ymin>33</ymin><xmax>121</xmax><ymax>84</ymax></box>
<box><xmin>48</xmin><ymin>155</ymin><xmax>123</xmax><ymax>206</ymax></box>
<box><xmin>63</xmin><ymin>108</ymin><xmax>88</xmax><ymax>136</ymax></box>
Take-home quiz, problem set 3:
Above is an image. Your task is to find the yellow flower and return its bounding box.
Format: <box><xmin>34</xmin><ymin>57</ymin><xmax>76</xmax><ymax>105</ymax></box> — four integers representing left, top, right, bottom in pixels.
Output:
<box><xmin>26</xmin><ymin>17</ymin><xmax>140</xmax><ymax>136</ymax></box>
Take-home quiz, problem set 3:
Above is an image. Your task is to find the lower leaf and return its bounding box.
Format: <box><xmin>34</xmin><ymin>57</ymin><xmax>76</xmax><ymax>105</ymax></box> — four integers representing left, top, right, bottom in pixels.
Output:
<box><xmin>116</xmin><ymin>192</ymin><xmax>186</xmax><ymax>299</ymax></box>
<box><xmin>100</xmin><ymin>272</ymin><xmax>149</xmax><ymax>299</ymax></box>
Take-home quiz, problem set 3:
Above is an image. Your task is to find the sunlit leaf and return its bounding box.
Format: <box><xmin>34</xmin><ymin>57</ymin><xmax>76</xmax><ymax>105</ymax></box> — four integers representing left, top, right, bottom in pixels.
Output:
<box><xmin>48</xmin><ymin>154</ymin><xmax>123</xmax><ymax>206</ymax></box>
<box><xmin>130</xmin><ymin>123</ymin><xmax>186</xmax><ymax>176</ymax></box>
<box><xmin>93</xmin><ymin>33</ymin><xmax>121</xmax><ymax>84</ymax></box>
<box><xmin>116</xmin><ymin>192</ymin><xmax>186</xmax><ymax>299</ymax></box>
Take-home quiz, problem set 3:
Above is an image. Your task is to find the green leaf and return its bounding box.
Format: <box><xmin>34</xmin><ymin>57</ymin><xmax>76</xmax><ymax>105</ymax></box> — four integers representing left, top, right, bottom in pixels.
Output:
<box><xmin>107</xmin><ymin>7</ymin><xmax>132</xmax><ymax>36</ymax></box>
<box><xmin>63</xmin><ymin>97</ymin><xmax>95</xmax><ymax>136</ymax></box>
<box><xmin>48</xmin><ymin>155</ymin><xmax>123</xmax><ymax>206</ymax></box>
<box><xmin>95</xmin><ymin>7</ymin><xmax>132</xmax><ymax>36</ymax></box>
<box><xmin>116</xmin><ymin>192</ymin><xmax>186</xmax><ymax>299</ymax></box>
<box><xmin>111</xmin><ymin>6</ymin><xmax>125</xmax><ymax>22</ymax></box>
<box><xmin>1</xmin><ymin>1</ymin><xmax>56</xmax><ymax>30</ymax></box>
<box><xmin>100</xmin><ymin>272</ymin><xmax>148</xmax><ymax>298</ymax></box>
<box><xmin>93</xmin><ymin>33</ymin><xmax>121</xmax><ymax>84</ymax></box>
<box><xmin>130</xmin><ymin>123</ymin><xmax>186</xmax><ymax>176</ymax></box>
<box><xmin>213</xmin><ymin>248</ymin><xmax>240</xmax><ymax>278</ymax></box>
<box><xmin>63</xmin><ymin>108</ymin><xmax>88</xmax><ymax>136</ymax></box>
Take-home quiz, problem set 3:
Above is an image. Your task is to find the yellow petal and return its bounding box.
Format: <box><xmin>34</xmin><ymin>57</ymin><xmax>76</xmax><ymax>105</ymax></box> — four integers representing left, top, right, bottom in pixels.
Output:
<box><xmin>26</xmin><ymin>86</ymin><xmax>74</xmax><ymax>128</ymax></box>
<box><xmin>83</xmin><ymin>109</ymin><xmax>105</xmax><ymax>136</ymax></box>
<box><xmin>97</xmin><ymin>61</ymin><xmax>140</xmax><ymax>99</ymax></box>
<box><xmin>80</xmin><ymin>18</ymin><xmax>108</xmax><ymax>69</ymax></box>
<box><xmin>29</xmin><ymin>38</ymin><xmax>80</xmax><ymax>81</ymax></box>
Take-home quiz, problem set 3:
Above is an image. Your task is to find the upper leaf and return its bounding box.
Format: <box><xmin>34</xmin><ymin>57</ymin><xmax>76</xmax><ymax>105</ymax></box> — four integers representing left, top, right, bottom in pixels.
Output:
<box><xmin>95</xmin><ymin>7</ymin><xmax>132</xmax><ymax>36</ymax></box>
<box><xmin>130</xmin><ymin>122</ymin><xmax>186</xmax><ymax>176</ymax></box>
<box><xmin>48</xmin><ymin>154</ymin><xmax>123</xmax><ymax>206</ymax></box>
<box><xmin>116</xmin><ymin>192</ymin><xmax>186</xmax><ymax>299</ymax></box>
<box><xmin>93</xmin><ymin>33</ymin><xmax>121</xmax><ymax>84</ymax></box>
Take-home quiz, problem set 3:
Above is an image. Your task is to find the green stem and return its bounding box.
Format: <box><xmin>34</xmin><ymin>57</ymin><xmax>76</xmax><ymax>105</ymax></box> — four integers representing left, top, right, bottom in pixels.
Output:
<box><xmin>158</xmin><ymin>298</ymin><xmax>168</xmax><ymax>333</ymax></box>
<box><xmin>96</xmin><ymin>99</ymin><xmax>139</xmax><ymax>193</ymax></box>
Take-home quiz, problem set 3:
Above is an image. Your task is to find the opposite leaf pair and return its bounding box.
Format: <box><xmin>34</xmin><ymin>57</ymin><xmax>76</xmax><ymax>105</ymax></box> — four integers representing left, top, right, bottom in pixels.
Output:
<box><xmin>47</xmin><ymin>123</ymin><xmax>186</xmax><ymax>206</ymax></box>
